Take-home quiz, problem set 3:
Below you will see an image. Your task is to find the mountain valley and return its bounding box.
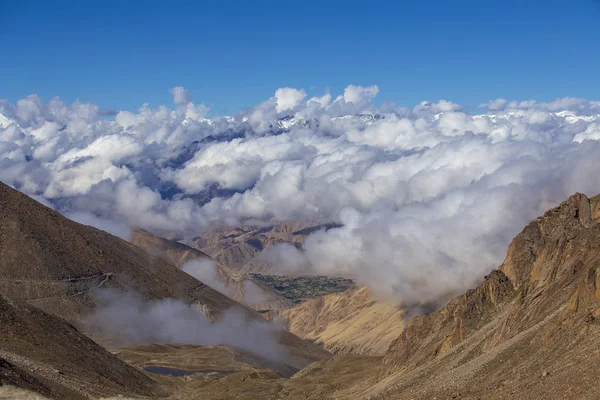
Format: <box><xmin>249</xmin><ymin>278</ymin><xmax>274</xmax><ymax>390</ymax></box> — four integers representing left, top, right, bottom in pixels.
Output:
<box><xmin>1</xmin><ymin>183</ymin><xmax>600</xmax><ymax>399</ymax></box>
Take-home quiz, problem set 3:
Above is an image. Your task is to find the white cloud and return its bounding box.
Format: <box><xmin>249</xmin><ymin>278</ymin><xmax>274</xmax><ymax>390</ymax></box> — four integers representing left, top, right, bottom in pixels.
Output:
<box><xmin>67</xmin><ymin>211</ymin><xmax>132</xmax><ymax>240</ymax></box>
<box><xmin>182</xmin><ymin>259</ymin><xmax>235</xmax><ymax>298</ymax></box>
<box><xmin>573</xmin><ymin>122</ymin><xmax>600</xmax><ymax>143</ymax></box>
<box><xmin>481</xmin><ymin>98</ymin><xmax>507</xmax><ymax>111</ymax></box>
<box><xmin>170</xmin><ymin>86</ymin><xmax>192</xmax><ymax>105</ymax></box>
<box><xmin>307</xmin><ymin>91</ymin><xmax>332</xmax><ymax>108</ymax></box>
<box><xmin>340</xmin><ymin>85</ymin><xmax>379</xmax><ymax>104</ymax></box>
<box><xmin>83</xmin><ymin>288</ymin><xmax>286</xmax><ymax>363</ymax></box>
<box><xmin>275</xmin><ymin>87</ymin><xmax>307</xmax><ymax>113</ymax></box>
<box><xmin>1</xmin><ymin>87</ymin><xmax>600</xmax><ymax>309</ymax></box>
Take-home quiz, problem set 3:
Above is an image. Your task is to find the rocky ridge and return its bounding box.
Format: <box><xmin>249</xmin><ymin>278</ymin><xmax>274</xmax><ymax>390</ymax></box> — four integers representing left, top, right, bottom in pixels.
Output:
<box><xmin>130</xmin><ymin>228</ymin><xmax>294</xmax><ymax>310</ymax></box>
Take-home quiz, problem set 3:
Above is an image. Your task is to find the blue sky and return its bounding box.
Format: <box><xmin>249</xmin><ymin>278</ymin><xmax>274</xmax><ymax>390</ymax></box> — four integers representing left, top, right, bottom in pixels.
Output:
<box><xmin>1</xmin><ymin>0</ymin><xmax>599</xmax><ymax>114</ymax></box>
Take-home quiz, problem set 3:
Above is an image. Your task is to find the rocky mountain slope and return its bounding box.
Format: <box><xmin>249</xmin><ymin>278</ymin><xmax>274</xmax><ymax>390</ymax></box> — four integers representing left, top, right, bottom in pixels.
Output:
<box><xmin>0</xmin><ymin>181</ymin><xmax>236</xmax><ymax>322</ymax></box>
<box><xmin>0</xmin><ymin>181</ymin><xmax>329</xmax><ymax>371</ymax></box>
<box><xmin>130</xmin><ymin>228</ymin><xmax>294</xmax><ymax>310</ymax></box>
<box><xmin>366</xmin><ymin>193</ymin><xmax>600</xmax><ymax>399</ymax></box>
<box><xmin>0</xmin><ymin>294</ymin><xmax>159</xmax><ymax>400</ymax></box>
<box><xmin>130</xmin><ymin>227</ymin><xmax>213</xmax><ymax>267</ymax></box>
<box><xmin>190</xmin><ymin>222</ymin><xmax>339</xmax><ymax>274</ymax></box>
<box><xmin>280</xmin><ymin>287</ymin><xmax>405</xmax><ymax>356</ymax></box>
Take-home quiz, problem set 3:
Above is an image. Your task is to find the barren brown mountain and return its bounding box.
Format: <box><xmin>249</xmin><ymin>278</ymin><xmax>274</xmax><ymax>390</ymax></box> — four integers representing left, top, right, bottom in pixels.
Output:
<box><xmin>131</xmin><ymin>228</ymin><xmax>294</xmax><ymax>310</ymax></box>
<box><xmin>0</xmin><ymin>182</ymin><xmax>237</xmax><ymax>322</ymax></box>
<box><xmin>0</xmin><ymin>294</ymin><xmax>159</xmax><ymax>400</ymax></box>
<box><xmin>366</xmin><ymin>193</ymin><xmax>600</xmax><ymax>399</ymax></box>
<box><xmin>281</xmin><ymin>287</ymin><xmax>405</xmax><ymax>356</ymax></box>
<box><xmin>130</xmin><ymin>227</ymin><xmax>213</xmax><ymax>267</ymax></box>
<box><xmin>0</xmin><ymin>181</ymin><xmax>329</xmax><ymax>371</ymax></box>
<box><xmin>190</xmin><ymin>222</ymin><xmax>339</xmax><ymax>274</ymax></box>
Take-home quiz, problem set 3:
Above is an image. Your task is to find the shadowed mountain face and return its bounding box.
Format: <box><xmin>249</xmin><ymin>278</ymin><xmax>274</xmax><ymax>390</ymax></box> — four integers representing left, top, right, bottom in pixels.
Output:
<box><xmin>0</xmin><ymin>181</ymin><xmax>330</xmax><ymax>371</ymax></box>
<box><xmin>0</xmin><ymin>181</ymin><xmax>238</xmax><ymax>322</ymax></box>
<box><xmin>0</xmin><ymin>294</ymin><xmax>159</xmax><ymax>400</ymax></box>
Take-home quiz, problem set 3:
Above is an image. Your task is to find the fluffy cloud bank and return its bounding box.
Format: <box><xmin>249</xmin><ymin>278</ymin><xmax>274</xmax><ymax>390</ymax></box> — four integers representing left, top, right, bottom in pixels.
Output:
<box><xmin>1</xmin><ymin>88</ymin><xmax>600</xmax><ymax>308</ymax></box>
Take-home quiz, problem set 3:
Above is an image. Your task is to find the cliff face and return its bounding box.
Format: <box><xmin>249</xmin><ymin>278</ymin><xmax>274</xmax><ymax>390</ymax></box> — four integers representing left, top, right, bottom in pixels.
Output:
<box><xmin>374</xmin><ymin>193</ymin><xmax>600</xmax><ymax>399</ymax></box>
<box><xmin>380</xmin><ymin>269</ymin><xmax>516</xmax><ymax>370</ymax></box>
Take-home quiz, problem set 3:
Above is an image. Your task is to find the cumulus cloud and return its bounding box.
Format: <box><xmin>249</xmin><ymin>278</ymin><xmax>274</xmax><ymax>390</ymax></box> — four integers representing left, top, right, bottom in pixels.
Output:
<box><xmin>260</xmin><ymin>243</ymin><xmax>312</xmax><ymax>274</ymax></box>
<box><xmin>339</xmin><ymin>85</ymin><xmax>379</xmax><ymax>104</ymax></box>
<box><xmin>275</xmin><ymin>88</ymin><xmax>307</xmax><ymax>113</ymax></box>
<box><xmin>170</xmin><ymin>86</ymin><xmax>192</xmax><ymax>105</ymax></box>
<box><xmin>241</xmin><ymin>280</ymin><xmax>269</xmax><ymax>307</ymax></box>
<box><xmin>480</xmin><ymin>98</ymin><xmax>507</xmax><ymax>111</ymax></box>
<box><xmin>307</xmin><ymin>91</ymin><xmax>332</xmax><ymax>108</ymax></box>
<box><xmin>1</xmin><ymin>86</ymin><xmax>600</xmax><ymax>310</ymax></box>
<box><xmin>182</xmin><ymin>259</ymin><xmax>269</xmax><ymax>307</ymax></box>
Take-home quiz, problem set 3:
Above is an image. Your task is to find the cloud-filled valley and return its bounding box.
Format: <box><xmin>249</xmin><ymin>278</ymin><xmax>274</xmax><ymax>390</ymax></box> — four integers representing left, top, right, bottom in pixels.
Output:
<box><xmin>1</xmin><ymin>86</ymin><xmax>600</xmax><ymax>308</ymax></box>
<box><xmin>83</xmin><ymin>288</ymin><xmax>286</xmax><ymax>363</ymax></box>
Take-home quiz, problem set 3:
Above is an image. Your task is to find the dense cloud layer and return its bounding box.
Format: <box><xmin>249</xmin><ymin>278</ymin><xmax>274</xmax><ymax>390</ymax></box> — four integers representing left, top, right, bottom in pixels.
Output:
<box><xmin>1</xmin><ymin>87</ymin><xmax>600</xmax><ymax>307</ymax></box>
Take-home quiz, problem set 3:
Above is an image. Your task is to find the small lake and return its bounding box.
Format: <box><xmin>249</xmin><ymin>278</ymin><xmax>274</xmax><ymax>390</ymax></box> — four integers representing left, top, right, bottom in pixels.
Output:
<box><xmin>144</xmin><ymin>366</ymin><xmax>194</xmax><ymax>377</ymax></box>
<box><xmin>143</xmin><ymin>366</ymin><xmax>236</xmax><ymax>378</ymax></box>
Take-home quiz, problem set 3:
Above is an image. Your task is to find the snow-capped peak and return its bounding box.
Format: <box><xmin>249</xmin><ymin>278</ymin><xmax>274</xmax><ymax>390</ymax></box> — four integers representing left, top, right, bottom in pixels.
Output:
<box><xmin>0</xmin><ymin>113</ymin><xmax>13</xmax><ymax>129</ymax></box>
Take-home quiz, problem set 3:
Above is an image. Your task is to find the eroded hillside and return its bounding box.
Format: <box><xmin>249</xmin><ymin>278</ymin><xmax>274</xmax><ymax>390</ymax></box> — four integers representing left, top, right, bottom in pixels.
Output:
<box><xmin>281</xmin><ymin>287</ymin><xmax>405</xmax><ymax>356</ymax></box>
